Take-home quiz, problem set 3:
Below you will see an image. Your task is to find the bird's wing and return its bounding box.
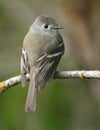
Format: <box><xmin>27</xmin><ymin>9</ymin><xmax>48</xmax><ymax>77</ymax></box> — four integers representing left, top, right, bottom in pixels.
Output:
<box><xmin>35</xmin><ymin>40</ymin><xmax>64</xmax><ymax>89</ymax></box>
<box><xmin>21</xmin><ymin>47</ymin><xmax>29</xmax><ymax>87</ymax></box>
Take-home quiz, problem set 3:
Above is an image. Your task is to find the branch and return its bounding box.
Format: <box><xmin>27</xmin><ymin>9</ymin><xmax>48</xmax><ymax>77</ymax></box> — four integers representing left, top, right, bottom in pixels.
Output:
<box><xmin>0</xmin><ymin>70</ymin><xmax>100</xmax><ymax>93</ymax></box>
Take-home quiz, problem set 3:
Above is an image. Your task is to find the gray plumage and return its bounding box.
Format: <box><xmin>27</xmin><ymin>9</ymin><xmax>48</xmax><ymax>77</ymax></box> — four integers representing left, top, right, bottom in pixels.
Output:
<box><xmin>21</xmin><ymin>15</ymin><xmax>64</xmax><ymax>112</ymax></box>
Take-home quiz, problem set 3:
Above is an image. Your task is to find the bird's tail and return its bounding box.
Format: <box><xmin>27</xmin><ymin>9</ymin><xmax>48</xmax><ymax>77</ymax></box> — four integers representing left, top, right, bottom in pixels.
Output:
<box><xmin>25</xmin><ymin>68</ymin><xmax>37</xmax><ymax>112</ymax></box>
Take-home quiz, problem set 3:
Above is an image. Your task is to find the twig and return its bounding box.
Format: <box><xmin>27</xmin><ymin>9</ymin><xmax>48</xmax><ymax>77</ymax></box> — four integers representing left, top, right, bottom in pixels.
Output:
<box><xmin>0</xmin><ymin>70</ymin><xmax>100</xmax><ymax>93</ymax></box>
<box><xmin>55</xmin><ymin>70</ymin><xmax>100</xmax><ymax>79</ymax></box>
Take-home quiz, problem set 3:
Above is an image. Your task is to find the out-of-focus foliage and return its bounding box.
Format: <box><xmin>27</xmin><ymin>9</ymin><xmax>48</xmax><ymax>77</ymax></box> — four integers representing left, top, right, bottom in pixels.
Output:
<box><xmin>0</xmin><ymin>0</ymin><xmax>100</xmax><ymax>130</ymax></box>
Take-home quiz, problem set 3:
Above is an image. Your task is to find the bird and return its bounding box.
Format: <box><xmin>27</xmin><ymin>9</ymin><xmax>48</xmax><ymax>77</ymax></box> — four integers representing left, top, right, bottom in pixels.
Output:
<box><xmin>21</xmin><ymin>15</ymin><xmax>65</xmax><ymax>112</ymax></box>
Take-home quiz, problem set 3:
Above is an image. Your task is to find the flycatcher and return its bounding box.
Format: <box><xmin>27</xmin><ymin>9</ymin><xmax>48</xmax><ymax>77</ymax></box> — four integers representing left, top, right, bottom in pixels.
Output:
<box><xmin>21</xmin><ymin>15</ymin><xmax>65</xmax><ymax>112</ymax></box>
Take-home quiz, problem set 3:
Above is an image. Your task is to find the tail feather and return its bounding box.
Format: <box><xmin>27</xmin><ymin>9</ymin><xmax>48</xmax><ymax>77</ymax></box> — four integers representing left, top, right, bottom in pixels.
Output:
<box><xmin>25</xmin><ymin>68</ymin><xmax>37</xmax><ymax>112</ymax></box>
<box><xmin>25</xmin><ymin>56</ymin><xmax>61</xmax><ymax>111</ymax></box>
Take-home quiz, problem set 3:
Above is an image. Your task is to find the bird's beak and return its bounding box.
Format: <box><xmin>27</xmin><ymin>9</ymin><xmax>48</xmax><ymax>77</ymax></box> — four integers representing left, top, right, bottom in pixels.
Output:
<box><xmin>55</xmin><ymin>25</ymin><xmax>64</xmax><ymax>29</ymax></box>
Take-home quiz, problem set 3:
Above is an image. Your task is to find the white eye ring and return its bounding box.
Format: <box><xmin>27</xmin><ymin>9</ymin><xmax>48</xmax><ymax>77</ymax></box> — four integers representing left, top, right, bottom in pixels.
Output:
<box><xmin>42</xmin><ymin>24</ymin><xmax>49</xmax><ymax>29</ymax></box>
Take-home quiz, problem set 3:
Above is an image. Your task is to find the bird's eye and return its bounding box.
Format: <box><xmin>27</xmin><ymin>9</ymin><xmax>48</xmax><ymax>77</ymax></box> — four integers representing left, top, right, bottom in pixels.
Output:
<box><xmin>43</xmin><ymin>24</ymin><xmax>48</xmax><ymax>29</ymax></box>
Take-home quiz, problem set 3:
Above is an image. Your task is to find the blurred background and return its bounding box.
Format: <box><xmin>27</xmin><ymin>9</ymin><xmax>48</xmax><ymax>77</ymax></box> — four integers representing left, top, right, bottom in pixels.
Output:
<box><xmin>0</xmin><ymin>0</ymin><xmax>100</xmax><ymax>130</ymax></box>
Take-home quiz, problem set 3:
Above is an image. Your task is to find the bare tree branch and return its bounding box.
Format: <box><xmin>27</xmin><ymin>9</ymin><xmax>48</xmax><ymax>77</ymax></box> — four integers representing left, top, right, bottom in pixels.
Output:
<box><xmin>0</xmin><ymin>70</ymin><xmax>100</xmax><ymax>93</ymax></box>
<box><xmin>54</xmin><ymin>70</ymin><xmax>100</xmax><ymax>79</ymax></box>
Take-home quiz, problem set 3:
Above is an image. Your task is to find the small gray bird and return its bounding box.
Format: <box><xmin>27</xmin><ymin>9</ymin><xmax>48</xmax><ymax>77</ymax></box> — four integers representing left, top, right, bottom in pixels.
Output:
<box><xmin>21</xmin><ymin>15</ymin><xmax>64</xmax><ymax>112</ymax></box>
